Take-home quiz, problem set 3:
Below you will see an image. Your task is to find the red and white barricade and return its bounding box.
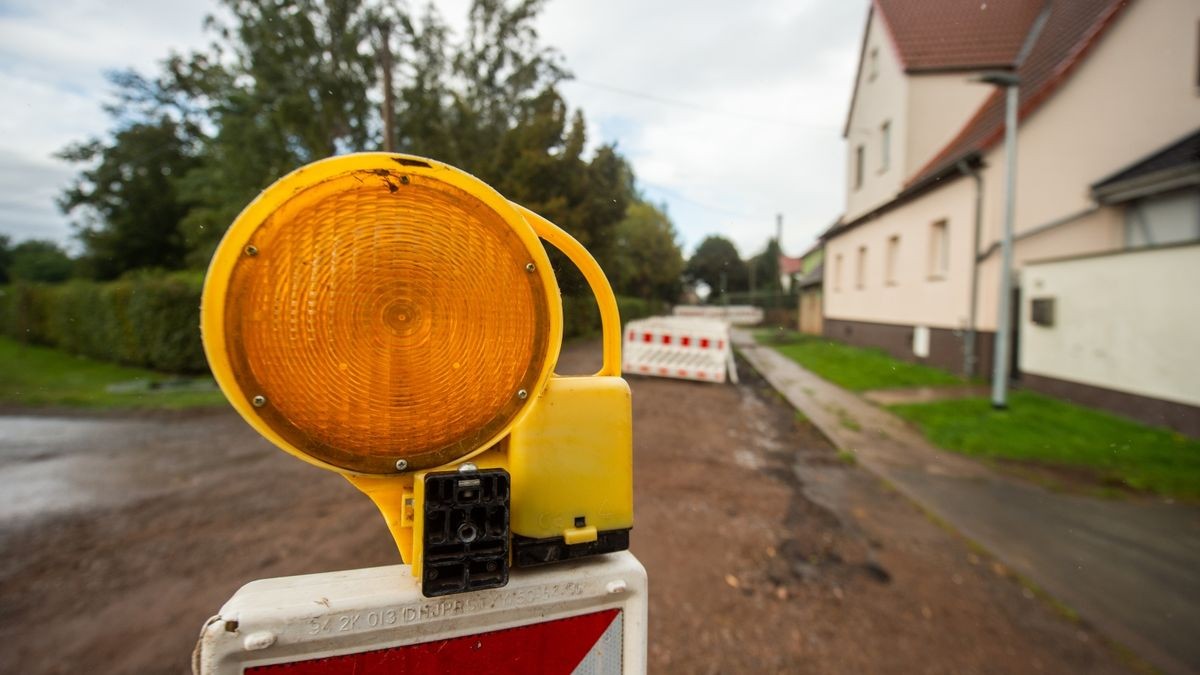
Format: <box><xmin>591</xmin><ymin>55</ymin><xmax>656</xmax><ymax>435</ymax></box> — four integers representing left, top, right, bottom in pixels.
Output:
<box><xmin>623</xmin><ymin>317</ymin><xmax>738</xmax><ymax>384</ymax></box>
<box><xmin>672</xmin><ymin>304</ymin><xmax>764</xmax><ymax>326</ymax></box>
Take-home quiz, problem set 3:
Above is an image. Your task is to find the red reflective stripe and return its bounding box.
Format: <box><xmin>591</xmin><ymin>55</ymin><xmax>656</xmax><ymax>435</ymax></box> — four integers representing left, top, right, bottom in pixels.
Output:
<box><xmin>642</xmin><ymin>333</ymin><xmax>652</xmax><ymax>343</ymax></box>
<box><xmin>681</xmin><ymin>336</ymin><xmax>691</xmax><ymax>347</ymax></box>
<box><xmin>678</xmin><ymin>369</ymin><xmax>688</xmax><ymax>377</ymax></box>
<box><xmin>639</xmin><ymin>365</ymin><xmax>650</xmax><ymax>373</ymax></box>
<box><xmin>661</xmin><ymin>335</ymin><xmax>672</xmax><ymax>345</ymax></box>
<box><xmin>658</xmin><ymin>367</ymin><xmax>668</xmax><ymax>375</ymax></box>
<box><xmin>248</xmin><ymin>610</ymin><xmax>620</xmax><ymax>675</ymax></box>
<box><xmin>700</xmin><ymin>338</ymin><xmax>710</xmax><ymax>349</ymax></box>
<box><xmin>697</xmin><ymin>371</ymin><xmax>707</xmax><ymax>379</ymax></box>
<box><xmin>628</xmin><ymin>330</ymin><xmax>635</xmax><ymax>341</ymax></box>
<box><xmin>718</xmin><ymin>340</ymin><xmax>724</xmax><ymax>350</ymax></box>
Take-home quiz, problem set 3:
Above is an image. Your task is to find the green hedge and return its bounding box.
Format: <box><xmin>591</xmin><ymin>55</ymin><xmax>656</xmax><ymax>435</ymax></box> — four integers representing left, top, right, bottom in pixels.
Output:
<box><xmin>0</xmin><ymin>274</ymin><xmax>666</xmax><ymax>374</ymax></box>
<box><xmin>0</xmin><ymin>272</ymin><xmax>207</xmax><ymax>373</ymax></box>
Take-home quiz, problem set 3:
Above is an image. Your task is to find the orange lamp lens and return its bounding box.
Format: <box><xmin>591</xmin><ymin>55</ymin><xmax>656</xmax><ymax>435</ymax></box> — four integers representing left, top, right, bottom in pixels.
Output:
<box><xmin>220</xmin><ymin>168</ymin><xmax>553</xmax><ymax>473</ymax></box>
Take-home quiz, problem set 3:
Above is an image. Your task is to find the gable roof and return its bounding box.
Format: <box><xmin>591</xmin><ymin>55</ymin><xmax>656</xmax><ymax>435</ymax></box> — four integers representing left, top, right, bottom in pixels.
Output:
<box><xmin>875</xmin><ymin>0</ymin><xmax>1047</xmax><ymax>73</ymax></box>
<box><xmin>778</xmin><ymin>254</ymin><xmax>804</xmax><ymax>276</ymax></box>
<box><xmin>843</xmin><ymin>0</ymin><xmax>1045</xmax><ymax>139</ymax></box>
<box><xmin>907</xmin><ymin>0</ymin><xmax>1131</xmax><ymax>189</ymax></box>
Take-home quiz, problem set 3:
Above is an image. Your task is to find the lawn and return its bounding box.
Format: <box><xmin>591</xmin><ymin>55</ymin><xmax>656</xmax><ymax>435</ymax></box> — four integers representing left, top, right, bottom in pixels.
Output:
<box><xmin>755</xmin><ymin>329</ymin><xmax>962</xmax><ymax>391</ymax></box>
<box><xmin>891</xmin><ymin>391</ymin><xmax>1200</xmax><ymax>500</ymax></box>
<box><xmin>0</xmin><ymin>336</ymin><xmax>228</xmax><ymax>409</ymax></box>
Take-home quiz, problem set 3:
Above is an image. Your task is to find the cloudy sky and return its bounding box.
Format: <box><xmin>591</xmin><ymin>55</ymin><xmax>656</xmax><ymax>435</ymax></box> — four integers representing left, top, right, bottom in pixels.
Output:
<box><xmin>0</xmin><ymin>0</ymin><xmax>866</xmax><ymax>258</ymax></box>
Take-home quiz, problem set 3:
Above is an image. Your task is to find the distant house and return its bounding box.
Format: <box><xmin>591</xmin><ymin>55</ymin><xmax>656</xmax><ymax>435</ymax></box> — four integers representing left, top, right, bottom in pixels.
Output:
<box><xmin>824</xmin><ymin>0</ymin><xmax>1199</xmax><ymax>434</ymax></box>
<box><xmin>778</xmin><ymin>253</ymin><xmax>804</xmax><ymax>293</ymax></box>
<box><xmin>793</xmin><ymin>241</ymin><xmax>825</xmax><ymax>335</ymax></box>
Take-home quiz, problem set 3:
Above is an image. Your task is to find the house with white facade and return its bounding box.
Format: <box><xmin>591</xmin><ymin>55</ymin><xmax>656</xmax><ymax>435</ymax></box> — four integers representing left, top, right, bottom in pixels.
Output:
<box><xmin>822</xmin><ymin>0</ymin><xmax>1200</xmax><ymax>435</ymax></box>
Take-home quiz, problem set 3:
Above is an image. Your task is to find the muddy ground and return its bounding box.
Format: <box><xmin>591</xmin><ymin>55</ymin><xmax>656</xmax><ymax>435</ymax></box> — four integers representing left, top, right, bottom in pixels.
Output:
<box><xmin>0</xmin><ymin>340</ymin><xmax>1133</xmax><ymax>674</ymax></box>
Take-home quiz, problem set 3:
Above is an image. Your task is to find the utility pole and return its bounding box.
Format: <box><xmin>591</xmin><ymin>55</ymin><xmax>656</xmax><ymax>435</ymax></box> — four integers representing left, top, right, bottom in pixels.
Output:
<box><xmin>981</xmin><ymin>71</ymin><xmax>1020</xmax><ymax>409</ymax></box>
<box><xmin>378</xmin><ymin>20</ymin><xmax>395</xmax><ymax>153</ymax></box>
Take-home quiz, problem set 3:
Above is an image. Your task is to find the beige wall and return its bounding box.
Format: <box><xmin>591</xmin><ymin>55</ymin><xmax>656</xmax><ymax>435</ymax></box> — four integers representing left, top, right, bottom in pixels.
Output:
<box><xmin>824</xmin><ymin>176</ymin><xmax>977</xmax><ymax>330</ymax></box>
<box><xmin>1021</xmin><ymin>245</ymin><xmax>1200</xmax><ymax>406</ymax></box>
<box><xmin>905</xmin><ymin>73</ymin><xmax>993</xmax><ymax>178</ymax></box>
<box><xmin>974</xmin><ymin>207</ymin><xmax>1125</xmax><ymax>331</ymax></box>
<box><xmin>830</xmin><ymin>0</ymin><xmax>1199</xmax><ymax>338</ymax></box>
<box><xmin>978</xmin><ymin>0</ymin><xmax>1200</xmax><ymax>248</ymax></box>
<box><xmin>843</xmin><ymin>10</ymin><xmax>908</xmax><ymax>222</ymax></box>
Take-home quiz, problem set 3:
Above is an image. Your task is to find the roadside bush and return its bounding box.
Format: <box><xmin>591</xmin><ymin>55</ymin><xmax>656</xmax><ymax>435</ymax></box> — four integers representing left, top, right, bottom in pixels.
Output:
<box><xmin>0</xmin><ymin>275</ymin><xmax>668</xmax><ymax>374</ymax></box>
<box><xmin>0</xmin><ymin>273</ymin><xmax>206</xmax><ymax>374</ymax></box>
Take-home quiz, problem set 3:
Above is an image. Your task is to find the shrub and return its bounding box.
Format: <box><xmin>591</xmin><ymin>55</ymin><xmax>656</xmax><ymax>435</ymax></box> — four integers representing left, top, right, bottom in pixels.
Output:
<box><xmin>0</xmin><ymin>273</ymin><xmax>207</xmax><ymax>374</ymax></box>
<box><xmin>0</xmin><ymin>275</ymin><xmax>668</xmax><ymax>374</ymax></box>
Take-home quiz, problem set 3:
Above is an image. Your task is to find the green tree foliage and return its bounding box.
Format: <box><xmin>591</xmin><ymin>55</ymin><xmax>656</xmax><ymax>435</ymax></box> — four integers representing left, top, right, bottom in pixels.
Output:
<box><xmin>0</xmin><ymin>235</ymin><xmax>12</xmax><ymax>284</ymax></box>
<box><xmin>7</xmin><ymin>240</ymin><xmax>74</xmax><ymax>283</ymax></box>
<box><xmin>176</xmin><ymin>0</ymin><xmax>381</xmax><ymax>264</ymax></box>
<box><xmin>748</xmin><ymin>238</ymin><xmax>783</xmax><ymax>293</ymax></box>
<box><xmin>390</xmin><ymin>0</ymin><xmax>633</xmax><ymax>276</ymax></box>
<box><xmin>686</xmin><ymin>235</ymin><xmax>747</xmax><ymax>297</ymax></box>
<box><xmin>612</xmin><ymin>202</ymin><xmax>683</xmax><ymax>301</ymax></box>
<box><xmin>57</xmin><ymin>115</ymin><xmax>199</xmax><ymax>280</ymax></box>
<box><xmin>58</xmin><ymin>0</ymin><xmax>642</xmax><ymax>285</ymax></box>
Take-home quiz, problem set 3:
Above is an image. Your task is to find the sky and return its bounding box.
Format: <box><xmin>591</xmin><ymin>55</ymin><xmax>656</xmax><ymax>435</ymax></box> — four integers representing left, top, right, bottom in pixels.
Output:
<box><xmin>0</xmin><ymin>0</ymin><xmax>867</xmax><ymax>258</ymax></box>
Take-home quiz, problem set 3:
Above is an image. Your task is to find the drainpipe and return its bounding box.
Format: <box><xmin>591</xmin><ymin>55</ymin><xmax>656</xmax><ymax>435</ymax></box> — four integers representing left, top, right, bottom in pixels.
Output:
<box><xmin>957</xmin><ymin>159</ymin><xmax>983</xmax><ymax>379</ymax></box>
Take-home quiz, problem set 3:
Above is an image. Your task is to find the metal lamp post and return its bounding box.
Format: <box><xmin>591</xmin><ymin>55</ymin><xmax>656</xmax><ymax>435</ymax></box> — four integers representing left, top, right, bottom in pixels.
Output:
<box><xmin>978</xmin><ymin>71</ymin><xmax>1020</xmax><ymax>409</ymax></box>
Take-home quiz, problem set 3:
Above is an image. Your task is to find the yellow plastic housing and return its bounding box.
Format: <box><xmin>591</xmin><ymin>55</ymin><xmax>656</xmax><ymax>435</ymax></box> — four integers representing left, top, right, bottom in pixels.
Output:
<box><xmin>507</xmin><ymin>376</ymin><xmax>634</xmax><ymax>540</ymax></box>
<box><xmin>202</xmin><ymin>154</ymin><xmax>562</xmax><ymax>474</ymax></box>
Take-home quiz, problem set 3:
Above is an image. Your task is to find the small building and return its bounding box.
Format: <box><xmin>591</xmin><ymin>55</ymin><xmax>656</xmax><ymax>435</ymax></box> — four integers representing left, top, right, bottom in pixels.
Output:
<box><xmin>794</xmin><ymin>241</ymin><xmax>825</xmax><ymax>335</ymax></box>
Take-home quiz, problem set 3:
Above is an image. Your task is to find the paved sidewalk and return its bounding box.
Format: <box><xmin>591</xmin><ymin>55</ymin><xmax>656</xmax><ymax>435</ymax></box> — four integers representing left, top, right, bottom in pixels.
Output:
<box><xmin>735</xmin><ymin>329</ymin><xmax>1200</xmax><ymax>675</ymax></box>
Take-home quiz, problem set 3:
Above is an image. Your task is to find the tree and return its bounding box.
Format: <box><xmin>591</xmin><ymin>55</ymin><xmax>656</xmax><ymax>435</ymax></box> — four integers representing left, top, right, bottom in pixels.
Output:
<box><xmin>686</xmin><ymin>235</ymin><xmax>747</xmax><ymax>298</ymax></box>
<box><xmin>8</xmin><ymin>240</ymin><xmax>74</xmax><ymax>283</ymax></box>
<box><xmin>612</xmin><ymin>202</ymin><xmax>683</xmax><ymax>301</ymax></box>
<box><xmin>175</xmin><ymin>0</ymin><xmax>382</xmax><ymax>264</ymax></box>
<box><xmin>58</xmin><ymin>115</ymin><xmax>199</xmax><ymax>279</ymax></box>
<box><xmin>748</xmin><ymin>238</ymin><xmax>783</xmax><ymax>293</ymax></box>
<box><xmin>0</xmin><ymin>235</ymin><xmax>12</xmax><ymax>284</ymax></box>
<box><xmin>390</xmin><ymin>0</ymin><xmax>635</xmax><ymax>279</ymax></box>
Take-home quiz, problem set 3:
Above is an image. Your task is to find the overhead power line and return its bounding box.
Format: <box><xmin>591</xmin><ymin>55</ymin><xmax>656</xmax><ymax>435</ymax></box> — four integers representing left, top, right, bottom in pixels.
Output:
<box><xmin>563</xmin><ymin>77</ymin><xmax>836</xmax><ymax>131</ymax></box>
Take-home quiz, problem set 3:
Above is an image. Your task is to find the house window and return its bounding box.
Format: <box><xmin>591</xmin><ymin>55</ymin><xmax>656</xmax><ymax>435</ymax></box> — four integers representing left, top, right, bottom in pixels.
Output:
<box><xmin>856</xmin><ymin>245</ymin><xmax>867</xmax><ymax>289</ymax></box>
<box><xmin>928</xmin><ymin>220</ymin><xmax>949</xmax><ymax>279</ymax></box>
<box><xmin>854</xmin><ymin>145</ymin><xmax>865</xmax><ymax>190</ymax></box>
<box><xmin>880</xmin><ymin>121</ymin><xmax>891</xmax><ymax>172</ymax></box>
<box><xmin>885</xmin><ymin>235</ymin><xmax>900</xmax><ymax>285</ymax></box>
<box><xmin>868</xmin><ymin>47</ymin><xmax>879</xmax><ymax>82</ymax></box>
<box><xmin>834</xmin><ymin>254</ymin><xmax>844</xmax><ymax>291</ymax></box>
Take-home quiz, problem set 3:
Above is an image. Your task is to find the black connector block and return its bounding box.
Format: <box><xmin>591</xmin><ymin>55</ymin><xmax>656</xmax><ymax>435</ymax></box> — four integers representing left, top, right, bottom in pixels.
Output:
<box><xmin>421</xmin><ymin>468</ymin><xmax>510</xmax><ymax>597</ymax></box>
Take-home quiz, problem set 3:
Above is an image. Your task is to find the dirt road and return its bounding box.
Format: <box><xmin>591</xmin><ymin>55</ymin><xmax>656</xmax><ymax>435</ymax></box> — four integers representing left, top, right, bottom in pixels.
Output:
<box><xmin>0</xmin><ymin>340</ymin><xmax>1132</xmax><ymax>673</ymax></box>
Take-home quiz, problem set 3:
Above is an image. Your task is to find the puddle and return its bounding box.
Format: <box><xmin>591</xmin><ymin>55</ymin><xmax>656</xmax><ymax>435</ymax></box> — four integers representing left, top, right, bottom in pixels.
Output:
<box><xmin>0</xmin><ymin>417</ymin><xmax>174</xmax><ymax>523</ymax></box>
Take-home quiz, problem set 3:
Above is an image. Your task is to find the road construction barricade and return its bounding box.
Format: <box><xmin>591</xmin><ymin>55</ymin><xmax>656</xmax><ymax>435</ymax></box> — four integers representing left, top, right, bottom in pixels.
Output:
<box><xmin>623</xmin><ymin>317</ymin><xmax>738</xmax><ymax>384</ymax></box>
<box><xmin>672</xmin><ymin>304</ymin><xmax>764</xmax><ymax>326</ymax></box>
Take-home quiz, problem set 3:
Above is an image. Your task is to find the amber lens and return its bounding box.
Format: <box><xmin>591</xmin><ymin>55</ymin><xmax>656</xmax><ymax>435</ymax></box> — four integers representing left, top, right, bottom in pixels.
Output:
<box><xmin>223</xmin><ymin>169</ymin><xmax>551</xmax><ymax>473</ymax></box>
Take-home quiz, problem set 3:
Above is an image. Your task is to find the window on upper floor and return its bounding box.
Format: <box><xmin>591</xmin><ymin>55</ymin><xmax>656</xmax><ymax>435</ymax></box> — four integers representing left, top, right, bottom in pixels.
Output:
<box><xmin>880</xmin><ymin>121</ymin><xmax>891</xmax><ymax>172</ymax></box>
<box><xmin>856</xmin><ymin>245</ymin><xmax>867</xmax><ymax>289</ymax></box>
<box><xmin>854</xmin><ymin>145</ymin><xmax>864</xmax><ymax>190</ymax></box>
<box><xmin>868</xmin><ymin>47</ymin><xmax>879</xmax><ymax>82</ymax></box>
<box><xmin>928</xmin><ymin>220</ymin><xmax>949</xmax><ymax>279</ymax></box>
<box><xmin>833</xmin><ymin>253</ymin><xmax>843</xmax><ymax>291</ymax></box>
<box><xmin>885</xmin><ymin>235</ymin><xmax>899</xmax><ymax>286</ymax></box>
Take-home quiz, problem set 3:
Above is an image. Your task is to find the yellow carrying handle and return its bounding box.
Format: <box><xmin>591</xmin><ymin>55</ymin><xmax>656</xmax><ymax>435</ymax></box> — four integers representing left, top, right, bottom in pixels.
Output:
<box><xmin>515</xmin><ymin>204</ymin><xmax>622</xmax><ymax>378</ymax></box>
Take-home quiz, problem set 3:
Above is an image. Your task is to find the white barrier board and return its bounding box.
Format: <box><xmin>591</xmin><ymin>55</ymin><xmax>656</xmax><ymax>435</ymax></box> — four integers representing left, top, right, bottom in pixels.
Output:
<box><xmin>623</xmin><ymin>317</ymin><xmax>737</xmax><ymax>384</ymax></box>
<box><xmin>194</xmin><ymin>552</ymin><xmax>648</xmax><ymax>674</ymax></box>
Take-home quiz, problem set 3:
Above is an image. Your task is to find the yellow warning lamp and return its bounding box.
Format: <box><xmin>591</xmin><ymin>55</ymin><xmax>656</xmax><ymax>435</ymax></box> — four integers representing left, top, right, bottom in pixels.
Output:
<box><xmin>202</xmin><ymin>154</ymin><xmax>632</xmax><ymax>597</ymax></box>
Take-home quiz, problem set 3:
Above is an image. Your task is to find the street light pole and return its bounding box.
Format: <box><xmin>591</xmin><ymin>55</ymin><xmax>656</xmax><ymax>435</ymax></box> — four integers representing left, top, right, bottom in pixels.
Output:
<box><xmin>984</xmin><ymin>73</ymin><xmax>1020</xmax><ymax>409</ymax></box>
